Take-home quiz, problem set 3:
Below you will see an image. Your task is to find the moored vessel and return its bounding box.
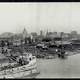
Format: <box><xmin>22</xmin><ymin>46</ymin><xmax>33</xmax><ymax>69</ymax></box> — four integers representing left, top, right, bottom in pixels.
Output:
<box><xmin>0</xmin><ymin>52</ymin><xmax>39</xmax><ymax>78</ymax></box>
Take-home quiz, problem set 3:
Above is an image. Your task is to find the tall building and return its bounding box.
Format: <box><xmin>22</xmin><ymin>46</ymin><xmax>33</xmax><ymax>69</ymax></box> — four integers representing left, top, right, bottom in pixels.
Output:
<box><xmin>30</xmin><ymin>32</ymin><xmax>38</xmax><ymax>42</ymax></box>
<box><xmin>46</xmin><ymin>29</ymin><xmax>49</xmax><ymax>37</ymax></box>
<box><xmin>70</xmin><ymin>31</ymin><xmax>78</xmax><ymax>39</ymax></box>
<box><xmin>71</xmin><ymin>31</ymin><xmax>77</xmax><ymax>35</ymax></box>
<box><xmin>22</xmin><ymin>28</ymin><xmax>28</xmax><ymax>39</ymax></box>
<box><xmin>40</xmin><ymin>30</ymin><xmax>43</xmax><ymax>36</ymax></box>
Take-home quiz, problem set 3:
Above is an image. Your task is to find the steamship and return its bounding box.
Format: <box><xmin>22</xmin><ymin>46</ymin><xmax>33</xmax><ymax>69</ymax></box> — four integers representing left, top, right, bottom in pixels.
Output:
<box><xmin>0</xmin><ymin>52</ymin><xmax>39</xmax><ymax>78</ymax></box>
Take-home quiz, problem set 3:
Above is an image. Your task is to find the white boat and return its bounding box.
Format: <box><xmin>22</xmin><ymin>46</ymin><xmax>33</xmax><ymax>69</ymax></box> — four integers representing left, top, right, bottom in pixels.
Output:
<box><xmin>0</xmin><ymin>52</ymin><xmax>39</xmax><ymax>78</ymax></box>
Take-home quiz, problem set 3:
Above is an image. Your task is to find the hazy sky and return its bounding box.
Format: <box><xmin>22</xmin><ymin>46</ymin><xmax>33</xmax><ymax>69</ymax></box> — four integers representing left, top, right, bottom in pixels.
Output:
<box><xmin>0</xmin><ymin>3</ymin><xmax>80</xmax><ymax>34</ymax></box>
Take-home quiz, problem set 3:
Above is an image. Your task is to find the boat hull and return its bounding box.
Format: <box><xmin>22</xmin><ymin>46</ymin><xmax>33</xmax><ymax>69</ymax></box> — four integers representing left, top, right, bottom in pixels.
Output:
<box><xmin>0</xmin><ymin>57</ymin><xmax>38</xmax><ymax>78</ymax></box>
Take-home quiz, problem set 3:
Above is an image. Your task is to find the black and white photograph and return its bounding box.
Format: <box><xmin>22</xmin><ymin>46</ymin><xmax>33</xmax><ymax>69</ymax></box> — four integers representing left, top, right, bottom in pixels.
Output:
<box><xmin>0</xmin><ymin>2</ymin><xmax>80</xmax><ymax>78</ymax></box>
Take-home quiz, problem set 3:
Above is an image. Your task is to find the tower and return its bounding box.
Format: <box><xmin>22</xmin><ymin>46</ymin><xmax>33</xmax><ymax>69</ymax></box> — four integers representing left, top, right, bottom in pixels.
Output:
<box><xmin>40</xmin><ymin>30</ymin><xmax>43</xmax><ymax>36</ymax></box>
<box><xmin>22</xmin><ymin>28</ymin><xmax>28</xmax><ymax>39</ymax></box>
<box><xmin>46</xmin><ymin>29</ymin><xmax>49</xmax><ymax>37</ymax></box>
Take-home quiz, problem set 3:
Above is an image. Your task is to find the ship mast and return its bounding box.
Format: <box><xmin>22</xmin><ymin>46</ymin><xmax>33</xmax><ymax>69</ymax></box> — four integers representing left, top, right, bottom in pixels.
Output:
<box><xmin>60</xmin><ymin>32</ymin><xmax>65</xmax><ymax>58</ymax></box>
<box><xmin>61</xmin><ymin>32</ymin><xmax>63</xmax><ymax>52</ymax></box>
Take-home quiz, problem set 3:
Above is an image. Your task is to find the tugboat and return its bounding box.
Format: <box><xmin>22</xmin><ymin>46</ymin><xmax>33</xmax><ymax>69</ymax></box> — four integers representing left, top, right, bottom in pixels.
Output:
<box><xmin>0</xmin><ymin>49</ymin><xmax>39</xmax><ymax>78</ymax></box>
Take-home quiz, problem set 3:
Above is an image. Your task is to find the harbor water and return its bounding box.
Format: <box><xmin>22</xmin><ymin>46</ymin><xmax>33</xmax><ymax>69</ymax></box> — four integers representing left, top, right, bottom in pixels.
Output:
<box><xmin>0</xmin><ymin>52</ymin><xmax>80</xmax><ymax>78</ymax></box>
<box><xmin>35</xmin><ymin>54</ymin><xmax>80</xmax><ymax>78</ymax></box>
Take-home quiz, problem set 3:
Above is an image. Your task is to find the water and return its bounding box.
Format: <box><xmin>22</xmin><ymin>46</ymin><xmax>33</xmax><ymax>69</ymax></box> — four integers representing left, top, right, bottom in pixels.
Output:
<box><xmin>0</xmin><ymin>52</ymin><xmax>80</xmax><ymax>78</ymax></box>
<box><xmin>36</xmin><ymin>54</ymin><xmax>80</xmax><ymax>78</ymax></box>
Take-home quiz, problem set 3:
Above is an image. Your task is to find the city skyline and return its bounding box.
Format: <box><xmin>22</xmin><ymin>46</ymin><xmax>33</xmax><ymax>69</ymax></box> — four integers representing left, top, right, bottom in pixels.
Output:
<box><xmin>0</xmin><ymin>3</ymin><xmax>80</xmax><ymax>34</ymax></box>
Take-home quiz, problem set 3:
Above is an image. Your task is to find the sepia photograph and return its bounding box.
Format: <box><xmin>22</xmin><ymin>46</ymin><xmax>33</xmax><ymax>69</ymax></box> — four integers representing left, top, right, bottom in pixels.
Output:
<box><xmin>0</xmin><ymin>2</ymin><xmax>80</xmax><ymax>78</ymax></box>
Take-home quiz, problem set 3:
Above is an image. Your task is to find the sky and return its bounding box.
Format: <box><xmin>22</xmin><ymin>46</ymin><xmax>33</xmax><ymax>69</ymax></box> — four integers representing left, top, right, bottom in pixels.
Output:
<box><xmin>0</xmin><ymin>3</ymin><xmax>80</xmax><ymax>34</ymax></box>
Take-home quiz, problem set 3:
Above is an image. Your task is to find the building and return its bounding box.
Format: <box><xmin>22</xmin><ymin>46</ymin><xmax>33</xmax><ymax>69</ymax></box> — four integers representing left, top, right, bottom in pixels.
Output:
<box><xmin>22</xmin><ymin>28</ymin><xmax>28</xmax><ymax>39</ymax></box>
<box><xmin>30</xmin><ymin>32</ymin><xmax>38</xmax><ymax>42</ymax></box>
<box><xmin>40</xmin><ymin>30</ymin><xmax>43</xmax><ymax>36</ymax></box>
<box><xmin>46</xmin><ymin>31</ymin><xmax>58</xmax><ymax>39</ymax></box>
<box><xmin>70</xmin><ymin>31</ymin><xmax>78</xmax><ymax>39</ymax></box>
<box><xmin>61</xmin><ymin>32</ymin><xmax>71</xmax><ymax>40</ymax></box>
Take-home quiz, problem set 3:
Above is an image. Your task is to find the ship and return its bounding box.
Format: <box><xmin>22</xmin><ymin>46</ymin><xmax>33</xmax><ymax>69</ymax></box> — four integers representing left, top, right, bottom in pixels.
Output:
<box><xmin>0</xmin><ymin>51</ymin><xmax>39</xmax><ymax>78</ymax></box>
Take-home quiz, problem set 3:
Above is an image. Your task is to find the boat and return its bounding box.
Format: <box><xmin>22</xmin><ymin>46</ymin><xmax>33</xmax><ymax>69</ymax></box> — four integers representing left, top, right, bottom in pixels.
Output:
<box><xmin>0</xmin><ymin>52</ymin><xmax>39</xmax><ymax>78</ymax></box>
<box><xmin>57</xmin><ymin>32</ymin><xmax>68</xmax><ymax>59</ymax></box>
